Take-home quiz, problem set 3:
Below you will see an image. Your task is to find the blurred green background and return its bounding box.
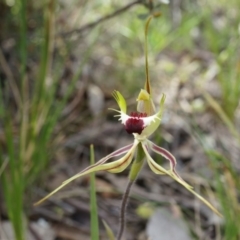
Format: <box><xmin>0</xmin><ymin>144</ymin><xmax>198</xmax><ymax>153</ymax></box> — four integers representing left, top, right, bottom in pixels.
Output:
<box><xmin>0</xmin><ymin>0</ymin><xmax>240</xmax><ymax>239</ymax></box>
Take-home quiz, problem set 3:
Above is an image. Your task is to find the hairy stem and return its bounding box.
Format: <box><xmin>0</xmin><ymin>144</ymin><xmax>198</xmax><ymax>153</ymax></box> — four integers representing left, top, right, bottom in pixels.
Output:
<box><xmin>117</xmin><ymin>144</ymin><xmax>145</xmax><ymax>240</ymax></box>
<box><xmin>117</xmin><ymin>180</ymin><xmax>134</xmax><ymax>240</ymax></box>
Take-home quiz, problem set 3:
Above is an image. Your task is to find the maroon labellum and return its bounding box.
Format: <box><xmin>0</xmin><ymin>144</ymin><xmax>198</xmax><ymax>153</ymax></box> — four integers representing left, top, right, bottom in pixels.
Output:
<box><xmin>124</xmin><ymin>112</ymin><xmax>147</xmax><ymax>134</ymax></box>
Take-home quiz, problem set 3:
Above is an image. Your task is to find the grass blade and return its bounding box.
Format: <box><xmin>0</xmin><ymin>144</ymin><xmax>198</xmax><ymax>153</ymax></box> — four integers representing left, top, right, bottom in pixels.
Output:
<box><xmin>90</xmin><ymin>144</ymin><xmax>99</xmax><ymax>240</ymax></box>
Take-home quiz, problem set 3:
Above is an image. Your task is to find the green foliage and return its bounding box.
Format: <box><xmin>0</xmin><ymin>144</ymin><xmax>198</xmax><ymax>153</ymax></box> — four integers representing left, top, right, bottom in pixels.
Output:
<box><xmin>0</xmin><ymin>0</ymin><xmax>98</xmax><ymax>239</ymax></box>
<box><xmin>194</xmin><ymin>128</ymin><xmax>240</xmax><ymax>239</ymax></box>
<box><xmin>90</xmin><ymin>145</ymin><xmax>99</xmax><ymax>240</ymax></box>
<box><xmin>207</xmin><ymin>151</ymin><xmax>240</xmax><ymax>239</ymax></box>
<box><xmin>194</xmin><ymin>4</ymin><xmax>240</xmax><ymax>237</ymax></box>
<box><xmin>0</xmin><ymin>118</ymin><xmax>25</xmax><ymax>240</ymax></box>
<box><xmin>201</xmin><ymin>3</ymin><xmax>240</xmax><ymax>120</ymax></box>
<box><xmin>1</xmin><ymin>0</ymin><xmax>240</xmax><ymax>239</ymax></box>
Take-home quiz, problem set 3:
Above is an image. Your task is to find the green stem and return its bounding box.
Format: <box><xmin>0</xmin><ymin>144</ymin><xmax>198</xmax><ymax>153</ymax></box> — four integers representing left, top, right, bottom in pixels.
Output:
<box><xmin>117</xmin><ymin>144</ymin><xmax>145</xmax><ymax>240</ymax></box>
<box><xmin>19</xmin><ymin>0</ymin><xmax>27</xmax><ymax>90</ymax></box>
<box><xmin>129</xmin><ymin>143</ymin><xmax>145</xmax><ymax>181</ymax></box>
<box><xmin>90</xmin><ymin>145</ymin><xmax>99</xmax><ymax>240</ymax></box>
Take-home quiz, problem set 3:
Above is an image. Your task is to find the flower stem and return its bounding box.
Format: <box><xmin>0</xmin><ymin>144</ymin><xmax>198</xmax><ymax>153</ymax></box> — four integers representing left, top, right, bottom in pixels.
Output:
<box><xmin>117</xmin><ymin>180</ymin><xmax>134</xmax><ymax>240</ymax></box>
<box><xmin>117</xmin><ymin>144</ymin><xmax>145</xmax><ymax>240</ymax></box>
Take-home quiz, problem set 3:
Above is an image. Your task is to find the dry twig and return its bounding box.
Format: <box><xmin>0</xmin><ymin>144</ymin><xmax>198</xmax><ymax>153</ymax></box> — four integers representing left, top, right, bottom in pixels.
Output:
<box><xmin>61</xmin><ymin>0</ymin><xmax>144</xmax><ymax>37</ymax></box>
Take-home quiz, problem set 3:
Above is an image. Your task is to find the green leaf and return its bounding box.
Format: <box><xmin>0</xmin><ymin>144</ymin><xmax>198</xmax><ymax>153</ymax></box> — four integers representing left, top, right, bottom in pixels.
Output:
<box><xmin>90</xmin><ymin>144</ymin><xmax>99</xmax><ymax>240</ymax></box>
<box><xmin>102</xmin><ymin>220</ymin><xmax>116</xmax><ymax>240</ymax></box>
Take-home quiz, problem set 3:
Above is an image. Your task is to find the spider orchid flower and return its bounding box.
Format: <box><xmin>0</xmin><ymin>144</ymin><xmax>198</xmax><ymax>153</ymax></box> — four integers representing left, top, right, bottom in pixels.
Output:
<box><xmin>35</xmin><ymin>90</ymin><xmax>221</xmax><ymax>217</ymax></box>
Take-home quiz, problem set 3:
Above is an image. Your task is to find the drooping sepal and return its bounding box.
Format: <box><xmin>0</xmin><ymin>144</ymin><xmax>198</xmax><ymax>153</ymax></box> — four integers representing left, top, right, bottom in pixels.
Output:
<box><xmin>146</xmin><ymin>139</ymin><xmax>182</xmax><ymax>180</ymax></box>
<box><xmin>34</xmin><ymin>142</ymin><xmax>138</xmax><ymax>206</ymax></box>
<box><xmin>141</xmin><ymin>141</ymin><xmax>222</xmax><ymax>217</ymax></box>
<box><xmin>141</xmin><ymin>141</ymin><xmax>175</xmax><ymax>176</ymax></box>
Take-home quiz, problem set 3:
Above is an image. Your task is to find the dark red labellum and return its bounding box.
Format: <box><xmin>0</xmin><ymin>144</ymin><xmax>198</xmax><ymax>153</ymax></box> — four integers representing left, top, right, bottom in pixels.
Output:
<box><xmin>124</xmin><ymin>112</ymin><xmax>147</xmax><ymax>135</ymax></box>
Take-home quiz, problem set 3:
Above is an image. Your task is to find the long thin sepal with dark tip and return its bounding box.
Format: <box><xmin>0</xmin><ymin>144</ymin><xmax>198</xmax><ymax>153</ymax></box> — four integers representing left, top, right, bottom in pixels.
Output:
<box><xmin>142</xmin><ymin>142</ymin><xmax>222</xmax><ymax>217</ymax></box>
<box><xmin>34</xmin><ymin>143</ymin><xmax>137</xmax><ymax>206</ymax></box>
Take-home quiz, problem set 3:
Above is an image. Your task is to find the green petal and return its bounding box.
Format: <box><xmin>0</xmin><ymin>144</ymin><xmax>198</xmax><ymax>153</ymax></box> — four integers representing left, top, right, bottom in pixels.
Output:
<box><xmin>142</xmin><ymin>142</ymin><xmax>193</xmax><ymax>189</ymax></box>
<box><xmin>107</xmin><ymin>145</ymin><xmax>136</xmax><ymax>173</ymax></box>
<box><xmin>112</xmin><ymin>90</ymin><xmax>127</xmax><ymax>113</ymax></box>
<box><xmin>147</xmin><ymin>139</ymin><xmax>185</xmax><ymax>182</ymax></box>
<box><xmin>139</xmin><ymin>94</ymin><xmax>166</xmax><ymax>138</ymax></box>
<box><xmin>142</xmin><ymin>142</ymin><xmax>172</xmax><ymax>175</ymax></box>
<box><xmin>157</xmin><ymin>93</ymin><xmax>166</xmax><ymax>119</ymax></box>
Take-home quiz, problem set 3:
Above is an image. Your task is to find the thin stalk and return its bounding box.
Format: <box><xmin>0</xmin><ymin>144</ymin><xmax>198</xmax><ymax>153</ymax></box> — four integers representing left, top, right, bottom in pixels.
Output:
<box><xmin>90</xmin><ymin>144</ymin><xmax>99</xmax><ymax>240</ymax></box>
<box><xmin>117</xmin><ymin>144</ymin><xmax>145</xmax><ymax>240</ymax></box>
<box><xmin>3</xmin><ymin>0</ymin><xmax>27</xmax><ymax>231</ymax></box>
<box><xmin>27</xmin><ymin>0</ymin><xmax>56</xmax><ymax>181</ymax></box>
<box><xmin>32</xmin><ymin>0</ymin><xmax>55</xmax><ymax>113</ymax></box>
<box><xmin>19</xmin><ymin>0</ymin><xmax>27</xmax><ymax>89</ymax></box>
<box><xmin>117</xmin><ymin>180</ymin><xmax>135</xmax><ymax>240</ymax></box>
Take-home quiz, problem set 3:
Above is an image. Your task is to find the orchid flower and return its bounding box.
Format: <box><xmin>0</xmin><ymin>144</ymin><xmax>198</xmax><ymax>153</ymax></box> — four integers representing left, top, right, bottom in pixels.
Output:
<box><xmin>35</xmin><ymin>88</ymin><xmax>221</xmax><ymax>217</ymax></box>
<box><xmin>35</xmin><ymin>15</ymin><xmax>221</xmax><ymax>220</ymax></box>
